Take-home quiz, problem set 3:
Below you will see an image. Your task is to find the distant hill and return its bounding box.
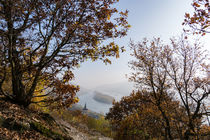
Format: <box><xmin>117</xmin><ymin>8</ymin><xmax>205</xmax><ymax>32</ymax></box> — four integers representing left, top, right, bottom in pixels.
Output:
<box><xmin>76</xmin><ymin>86</ymin><xmax>91</xmax><ymax>96</ymax></box>
<box><xmin>94</xmin><ymin>81</ymin><xmax>134</xmax><ymax>101</ymax></box>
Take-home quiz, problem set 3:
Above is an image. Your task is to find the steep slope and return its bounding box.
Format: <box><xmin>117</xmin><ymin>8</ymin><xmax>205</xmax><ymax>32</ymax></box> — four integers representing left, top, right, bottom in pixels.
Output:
<box><xmin>0</xmin><ymin>97</ymin><xmax>73</xmax><ymax>140</ymax></box>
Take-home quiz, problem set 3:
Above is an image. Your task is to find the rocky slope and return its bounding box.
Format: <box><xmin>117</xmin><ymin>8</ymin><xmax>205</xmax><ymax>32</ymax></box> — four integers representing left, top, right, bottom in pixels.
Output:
<box><xmin>57</xmin><ymin>119</ymin><xmax>112</xmax><ymax>140</ymax></box>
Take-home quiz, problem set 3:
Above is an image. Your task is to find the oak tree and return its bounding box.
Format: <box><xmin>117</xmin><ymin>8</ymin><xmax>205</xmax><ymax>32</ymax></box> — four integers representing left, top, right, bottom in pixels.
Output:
<box><xmin>0</xmin><ymin>0</ymin><xmax>129</xmax><ymax>108</ymax></box>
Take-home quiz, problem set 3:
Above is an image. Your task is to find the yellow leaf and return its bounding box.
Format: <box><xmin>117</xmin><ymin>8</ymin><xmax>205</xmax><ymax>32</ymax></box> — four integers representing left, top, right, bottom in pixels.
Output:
<box><xmin>107</xmin><ymin>14</ymin><xmax>110</xmax><ymax>20</ymax></box>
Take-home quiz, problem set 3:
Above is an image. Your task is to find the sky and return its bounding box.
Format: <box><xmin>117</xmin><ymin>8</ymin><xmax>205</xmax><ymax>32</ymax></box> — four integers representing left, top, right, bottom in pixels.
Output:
<box><xmin>73</xmin><ymin>0</ymin><xmax>210</xmax><ymax>89</ymax></box>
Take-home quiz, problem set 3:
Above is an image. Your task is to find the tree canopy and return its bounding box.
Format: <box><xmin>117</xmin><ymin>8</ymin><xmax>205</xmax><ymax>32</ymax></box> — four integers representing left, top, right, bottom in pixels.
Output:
<box><xmin>106</xmin><ymin>91</ymin><xmax>187</xmax><ymax>139</ymax></box>
<box><xmin>183</xmin><ymin>0</ymin><xmax>209</xmax><ymax>35</ymax></box>
<box><xmin>0</xmin><ymin>0</ymin><xmax>129</xmax><ymax>108</ymax></box>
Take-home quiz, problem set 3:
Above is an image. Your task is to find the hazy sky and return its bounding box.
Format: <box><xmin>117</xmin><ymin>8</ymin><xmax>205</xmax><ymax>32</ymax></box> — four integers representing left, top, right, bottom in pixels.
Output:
<box><xmin>73</xmin><ymin>0</ymin><xmax>210</xmax><ymax>89</ymax></box>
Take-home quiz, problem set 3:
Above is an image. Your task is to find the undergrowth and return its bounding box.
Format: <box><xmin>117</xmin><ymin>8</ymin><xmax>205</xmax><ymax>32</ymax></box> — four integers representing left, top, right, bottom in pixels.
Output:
<box><xmin>51</xmin><ymin>109</ymin><xmax>114</xmax><ymax>138</ymax></box>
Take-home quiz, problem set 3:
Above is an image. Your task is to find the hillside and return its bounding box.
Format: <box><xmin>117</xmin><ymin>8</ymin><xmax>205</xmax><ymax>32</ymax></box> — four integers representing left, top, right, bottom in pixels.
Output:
<box><xmin>0</xmin><ymin>97</ymin><xmax>74</xmax><ymax>140</ymax></box>
<box><xmin>0</xmin><ymin>97</ymin><xmax>112</xmax><ymax>140</ymax></box>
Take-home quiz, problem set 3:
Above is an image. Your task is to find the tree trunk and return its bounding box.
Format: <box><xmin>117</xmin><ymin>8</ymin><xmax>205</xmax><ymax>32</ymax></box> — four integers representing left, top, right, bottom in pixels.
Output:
<box><xmin>158</xmin><ymin>105</ymin><xmax>173</xmax><ymax>140</ymax></box>
<box><xmin>184</xmin><ymin>130</ymin><xmax>190</xmax><ymax>140</ymax></box>
<box><xmin>12</xmin><ymin>73</ymin><xmax>31</xmax><ymax>107</ymax></box>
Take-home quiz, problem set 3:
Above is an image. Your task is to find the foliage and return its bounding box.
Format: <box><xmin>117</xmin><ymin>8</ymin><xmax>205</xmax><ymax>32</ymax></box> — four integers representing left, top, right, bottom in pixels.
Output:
<box><xmin>86</xmin><ymin>115</ymin><xmax>112</xmax><ymax>136</ymax></box>
<box><xmin>106</xmin><ymin>91</ymin><xmax>188</xmax><ymax>140</ymax></box>
<box><xmin>30</xmin><ymin>79</ymin><xmax>50</xmax><ymax>112</ymax></box>
<box><xmin>199</xmin><ymin>125</ymin><xmax>210</xmax><ymax>139</ymax></box>
<box><xmin>0</xmin><ymin>0</ymin><xmax>129</xmax><ymax>108</ymax></box>
<box><xmin>128</xmin><ymin>36</ymin><xmax>209</xmax><ymax>139</ymax></box>
<box><xmin>183</xmin><ymin>0</ymin><xmax>210</xmax><ymax>35</ymax></box>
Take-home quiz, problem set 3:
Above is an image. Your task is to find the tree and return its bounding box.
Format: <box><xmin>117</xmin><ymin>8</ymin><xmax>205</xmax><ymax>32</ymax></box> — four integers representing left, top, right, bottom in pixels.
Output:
<box><xmin>106</xmin><ymin>91</ymin><xmax>163</xmax><ymax>140</ymax></box>
<box><xmin>183</xmin><ymin>0</ymin><xmax>210</xmax><ymax>35</ymax></box>
<box><xmin>128</xmin><ymin>36</ymin><xmax>210</xmax><ymax>139</ymax></box>
<box><xmin>0</xmin><ymin>0</ymin><xmax>129</xmax><ymax>108</ymax></box>
<box><xmin>128</xmin><ymin>38</ymin><xmax>183</xmax><ymax>139</ymax></box>
<box><xmin>106</xmin><ymin>91</ymin><xmax>188</xmax><ymax>140</ymax></box>
<box><xmin>167</xmin><ymin>36</ymin><xmax>210</xmax><ymax>139</ymax></box>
